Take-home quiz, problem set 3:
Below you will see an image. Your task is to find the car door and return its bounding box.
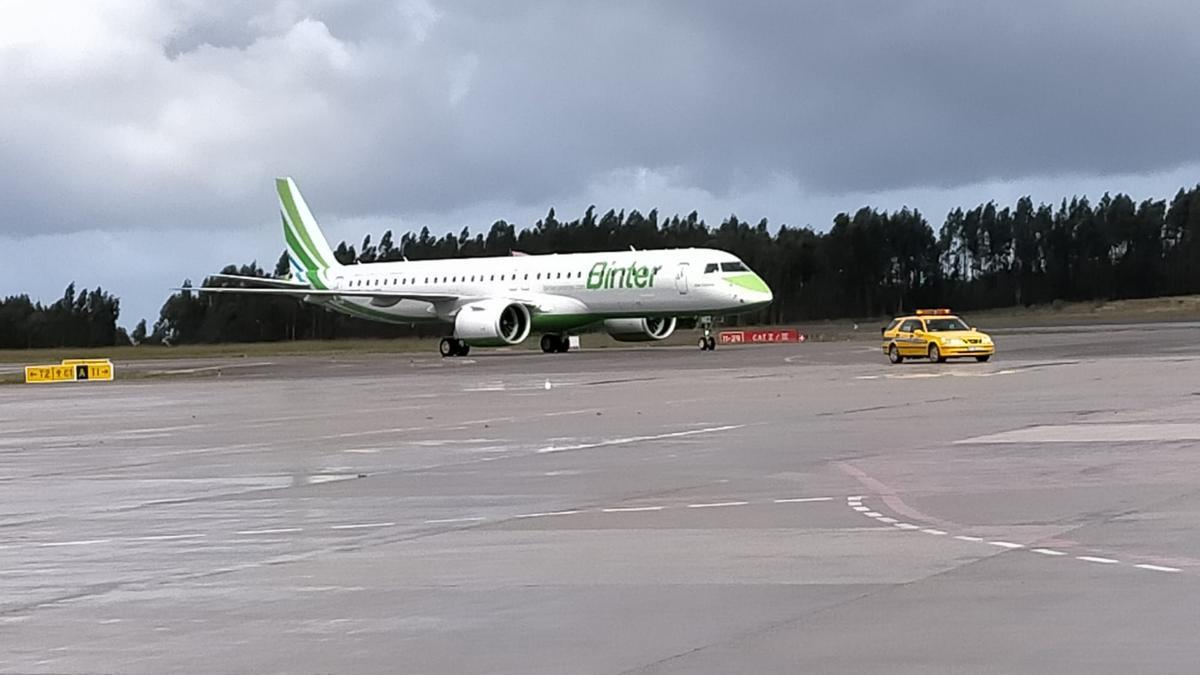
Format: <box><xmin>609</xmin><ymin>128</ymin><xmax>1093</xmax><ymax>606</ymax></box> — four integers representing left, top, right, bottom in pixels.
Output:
<box><xmin>897</xmin><ymin>319</ymin><xmax>920</xmax><ymax>356</ymax></box>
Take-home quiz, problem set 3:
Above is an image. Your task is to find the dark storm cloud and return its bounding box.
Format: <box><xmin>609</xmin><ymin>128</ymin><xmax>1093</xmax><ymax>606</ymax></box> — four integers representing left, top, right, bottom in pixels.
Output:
<box><xmin>2</xmin><ymin>0</ymin><xmax>1198</xmax><ymax>238</ymax></box>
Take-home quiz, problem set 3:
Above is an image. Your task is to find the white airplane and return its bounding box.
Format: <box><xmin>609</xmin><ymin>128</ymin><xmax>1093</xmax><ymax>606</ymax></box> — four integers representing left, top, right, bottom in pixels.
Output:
<box><xmin>193</xmin><ymin>178</ymin><xmax>774</xmax><ymax>355</ymax></box>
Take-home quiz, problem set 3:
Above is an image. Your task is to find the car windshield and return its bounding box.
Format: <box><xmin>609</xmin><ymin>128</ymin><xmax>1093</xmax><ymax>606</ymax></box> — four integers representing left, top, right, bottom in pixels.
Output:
<box><xmin>925</xmin><ymin>318</ymin><xmax>969</xmax><ymax>331</ymax></box>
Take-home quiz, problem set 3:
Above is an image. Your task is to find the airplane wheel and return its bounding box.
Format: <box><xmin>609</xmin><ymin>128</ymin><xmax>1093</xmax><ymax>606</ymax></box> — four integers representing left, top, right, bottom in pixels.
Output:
<box><xmin>698</xmin><ymin>338</ymin><xmax>709</xmax><ymax>351</ymax></box>
<box><xmin>540</xmin><ymin>334</ymin><xmax>557</xmax><ymax>353</ymax></box>
<box><xmin>439</xmin><ymin>338</ymin><xmax>455</xmax><ymax>358</ymax></box>
<box><xmin>556</xmin><ymin>337</ymin><xmax>570</xmax><ymax>353</ymax></box>
<box><xmin>456</xmin><ymin>341</ymin><xmax>470</xmax><ymax>357</ymax></box>
<box><xmin>706</xmin><ymin>337</ymin><xmax>716</xmax><ymax>351</ymax></box>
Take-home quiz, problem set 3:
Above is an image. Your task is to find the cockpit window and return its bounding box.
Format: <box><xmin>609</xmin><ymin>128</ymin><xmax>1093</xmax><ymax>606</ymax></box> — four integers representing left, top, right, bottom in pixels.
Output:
<box><xmin>703</xmin><ymin>263</ymin><xmax>719</xmax><ymax>274</ymax></box>
<box><xmin>720</xmin><ymin>262</ymin><xmax>749</xmax><ymax>272</ymax></box>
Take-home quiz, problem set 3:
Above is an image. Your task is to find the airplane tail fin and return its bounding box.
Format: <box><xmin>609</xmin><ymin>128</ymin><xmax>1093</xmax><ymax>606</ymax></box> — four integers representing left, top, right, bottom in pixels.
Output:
<box><xmin>276</xmin><ymin>177</ymin><xmax>341</xmax><ymax>284</ymax></box>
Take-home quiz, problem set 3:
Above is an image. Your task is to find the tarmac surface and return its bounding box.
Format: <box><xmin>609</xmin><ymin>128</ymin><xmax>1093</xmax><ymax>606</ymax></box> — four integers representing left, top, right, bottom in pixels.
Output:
<box><xmin>3</xmin><ymin>323</ymin><xmax>1200</xmax><ymax>673</ymax></box>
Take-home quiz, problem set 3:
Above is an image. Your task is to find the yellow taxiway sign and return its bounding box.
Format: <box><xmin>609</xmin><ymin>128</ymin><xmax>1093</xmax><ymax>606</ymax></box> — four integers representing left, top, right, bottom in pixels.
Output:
<box><xmin>25</xmin><ymin>359</ymin><xmax>114</xmax><ymax>383</ymax></box>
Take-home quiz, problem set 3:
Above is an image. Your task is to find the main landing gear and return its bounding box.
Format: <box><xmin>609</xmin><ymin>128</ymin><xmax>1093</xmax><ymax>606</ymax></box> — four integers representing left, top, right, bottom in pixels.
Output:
<box><xmin>697</xmin><ymin>316</ymin><xmax>716</xmax><ymax>351</ymax></box>
<box><xmin>439</xmin><ymin>337</ymin><xmax>470</xmax><ymax>357</ymax></box>
<box><xmin>540</xmin><ymin>334</ymin><xmax>571</xmax><ymax>353</ymax></box>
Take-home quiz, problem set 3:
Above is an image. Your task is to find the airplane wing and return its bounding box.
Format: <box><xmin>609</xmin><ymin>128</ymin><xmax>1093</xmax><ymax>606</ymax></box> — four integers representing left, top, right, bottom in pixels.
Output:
<box><xmin>204</xmin><ymin>274</ymin><xmax>311</xmax><ymax>289</ymax></box>
<box><xmin>178</xmin><ymin>286</ymin><xmax>461</xmax><ymax>303</ymax></box>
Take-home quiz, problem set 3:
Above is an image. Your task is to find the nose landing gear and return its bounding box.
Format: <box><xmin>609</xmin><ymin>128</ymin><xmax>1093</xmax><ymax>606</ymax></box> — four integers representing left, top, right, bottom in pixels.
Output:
<box><xmin>697</xmin><ymin>316</ymin><xmax>716</xmax><ymax>351</ymax></box>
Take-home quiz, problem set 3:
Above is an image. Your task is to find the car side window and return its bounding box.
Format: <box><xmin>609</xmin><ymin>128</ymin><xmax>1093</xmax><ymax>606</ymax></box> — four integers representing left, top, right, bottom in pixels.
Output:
<box><xmin>900</xmin><ymin>320</ymin><xmax>918</xmax><ymax>332</ymax></box>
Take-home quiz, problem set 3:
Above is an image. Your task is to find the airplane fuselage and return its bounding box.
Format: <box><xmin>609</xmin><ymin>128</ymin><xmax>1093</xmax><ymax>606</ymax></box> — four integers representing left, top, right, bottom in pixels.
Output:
<box><xmin>305</xmin><ymin>248</ymin><xmax>772</xmax><ymax>332</ymax></box>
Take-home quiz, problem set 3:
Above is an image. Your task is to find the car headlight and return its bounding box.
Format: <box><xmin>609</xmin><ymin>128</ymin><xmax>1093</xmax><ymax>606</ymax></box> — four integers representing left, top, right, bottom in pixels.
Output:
<box><xmin>944</xmin><ymin>338</ymin><xmax>964</xmax><ymax>346</ymax></box>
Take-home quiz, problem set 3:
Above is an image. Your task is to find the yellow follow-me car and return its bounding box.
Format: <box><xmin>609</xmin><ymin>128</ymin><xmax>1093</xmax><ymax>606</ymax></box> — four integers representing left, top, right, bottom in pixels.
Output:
<box><xmin>881</xmin><ymin>309</ymin><xmax>995</xmax><ymax>364</ymax></box>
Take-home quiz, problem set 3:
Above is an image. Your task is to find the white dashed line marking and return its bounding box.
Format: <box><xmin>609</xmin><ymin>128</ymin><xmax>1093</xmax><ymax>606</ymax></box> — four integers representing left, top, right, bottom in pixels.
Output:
<box><xmin>846</xmin><ymin>496</ymin><xmax>865</xmax><ymax>501</ymax></box>
<box><xmin>774</xmin><ymin>497</ymin><xmax>833</xmax><ymax>503</ymax></box>
<box><xmin>1077</xmin><ymin>556</ymin><xmax>1120</xmax><ymax>565</ymax></box>
<box><xmin>538</xmin><ymin>425</ymin><xmax>745</xmax><ymax>453</ymax></box>
<box><xmin>37</xmin><ymin>539</ymin><xmax>110</xmax><ymax>547</ymax></box>
<box><xmin>687</xmin><ymin>501</ymin><xmax>749</xmax><ymax>509</ymax></box>
<box><xmin>131</xmin><ymin>534</ymin><xmax>207</xmax><ymax>541</ymax></box>
<box><xmin>601</xmin><ymin>506</ymin><xmax>664</xmax><ymax>512</ymax></box>
<box><xmin>424</xmin><ymin>517</ymin><xmax>486</xmax><ymax>524</ymax></box>
<box><xmin>235</xmin><ymin>528</ymin><xmax>302</xmax><ymax>535</ymax></box>
<box><xmin>840</xmin><ymin>496</ymin><xmax>1181</xmax><ymax>578</ymax></box>
<box><xmin>1134</xmin><ymin>564</ymin><xmax>1181</xmax><ymax>573</ymax></box>
<box><xmin>1032</xmin><ymin>548</ymin><xmax>1067</xmax><ymax>556</ymax></box>
<box><xmin>330</xmin><ymin>522</ymin><xmax>395</xmax><ymax>530</ymax></box>
<box><xmin>514</xmin><ymin>510</ymin><xmax>581</xmax><ymax>518</ymax></box>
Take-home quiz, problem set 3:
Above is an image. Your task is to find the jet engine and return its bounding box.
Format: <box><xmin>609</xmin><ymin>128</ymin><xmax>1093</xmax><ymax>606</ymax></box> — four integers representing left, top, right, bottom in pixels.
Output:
<box><xmin>602</xmin><ymin>317</ymin><xmax>677</xmax><ymax>342</ymax></box>
<box><xmin>454</xmin><ymin>300</ymin><xmax>532</xmax><ymax>346</ymax></box>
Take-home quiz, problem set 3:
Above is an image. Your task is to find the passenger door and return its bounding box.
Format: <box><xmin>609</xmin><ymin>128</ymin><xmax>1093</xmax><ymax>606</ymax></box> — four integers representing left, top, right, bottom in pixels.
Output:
<box><xmin>897</xmin><ymin>319</ymin><xmax>920</xmax><ymax>356</ymax></box>
<box><xmin>674</xmin><ymin>263</ymin><xmax>689</xmax><ymax>294</ymax></box>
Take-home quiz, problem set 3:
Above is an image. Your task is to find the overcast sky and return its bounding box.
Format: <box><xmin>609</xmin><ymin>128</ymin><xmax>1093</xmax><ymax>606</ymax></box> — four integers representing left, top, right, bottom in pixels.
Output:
<box><xmin>2</xmin><ymin>0</ymin><xmax>1199</xmax><ymax>327</ymax></box>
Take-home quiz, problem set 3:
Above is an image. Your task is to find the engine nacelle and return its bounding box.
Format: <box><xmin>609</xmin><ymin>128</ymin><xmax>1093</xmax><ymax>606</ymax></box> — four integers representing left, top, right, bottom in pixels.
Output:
<box><xmin>454</xmin><ymin>300</ymin><xmax>532</xmax><ymax>346</ymax></box>
<box><xmin>603</xmin><ymin>317</ymin><xmax>677</xmax><ymax>342</ymax></box>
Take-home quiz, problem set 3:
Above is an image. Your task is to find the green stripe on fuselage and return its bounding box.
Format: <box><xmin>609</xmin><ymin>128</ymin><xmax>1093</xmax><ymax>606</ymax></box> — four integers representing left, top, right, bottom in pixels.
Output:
<box><xmin>530</xmin><ymin>313</ymin><xmax>602</xmax><ymax>332</ymax></box>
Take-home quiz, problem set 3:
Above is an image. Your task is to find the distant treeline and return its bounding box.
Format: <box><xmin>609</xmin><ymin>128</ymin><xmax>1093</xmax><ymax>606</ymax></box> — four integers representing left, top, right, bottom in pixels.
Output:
<box><xmin>0</xmin><ymin>284</ymin><xmax>133</xmax><ymax>349</ymax></box>
<box><xmin>7</xmin><ymin>185</ymin><xmax>1200</xmax><ymax>348</ymax></box>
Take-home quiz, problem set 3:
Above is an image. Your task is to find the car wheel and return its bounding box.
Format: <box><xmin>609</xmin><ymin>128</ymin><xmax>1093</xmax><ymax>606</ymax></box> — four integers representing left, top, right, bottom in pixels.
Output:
<box><xmin>888</xmin><ymin>344</ymin><xmax>903</xmax><ymax>364</ymax></box>
<box><xmin>929</xmin><ymin>344</ymin><xmax>944</xmax><ymax>363</ymax></box>
<box><xmin>975</xmin><ymin>354</ymin><xmax>991</xmax><ymax>362</ymax></box>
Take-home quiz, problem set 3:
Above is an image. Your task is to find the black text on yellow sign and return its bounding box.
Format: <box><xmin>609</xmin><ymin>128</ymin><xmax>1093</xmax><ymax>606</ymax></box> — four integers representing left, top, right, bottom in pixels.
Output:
<box><xmin>24</xmin><ymin>360</ymin><xmax>114</xmax><ymax>384</ymax></box>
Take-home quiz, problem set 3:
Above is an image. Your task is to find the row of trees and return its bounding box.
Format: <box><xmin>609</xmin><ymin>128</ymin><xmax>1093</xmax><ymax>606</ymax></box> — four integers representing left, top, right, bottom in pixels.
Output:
<box><xmin>0</xmin><ymin>284</ymin><xmax>135</xmax><ymax>349</ymax></box>
<box><xmin>153</xmin><ymin>184</ymin><xmax>1200</xmax><ymax>343</ymax></box>
<box><xmin>7</xmin><ymin>185</ymin><xmax>1200</xmax><ymax>347</ymax></box>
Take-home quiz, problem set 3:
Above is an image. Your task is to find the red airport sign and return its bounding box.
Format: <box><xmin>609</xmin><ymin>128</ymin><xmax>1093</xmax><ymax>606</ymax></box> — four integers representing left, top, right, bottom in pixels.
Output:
<box><xmin>718</xmin><ymin>329</ymin><xmax>804</xmax><ymax>345</ymax></box>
